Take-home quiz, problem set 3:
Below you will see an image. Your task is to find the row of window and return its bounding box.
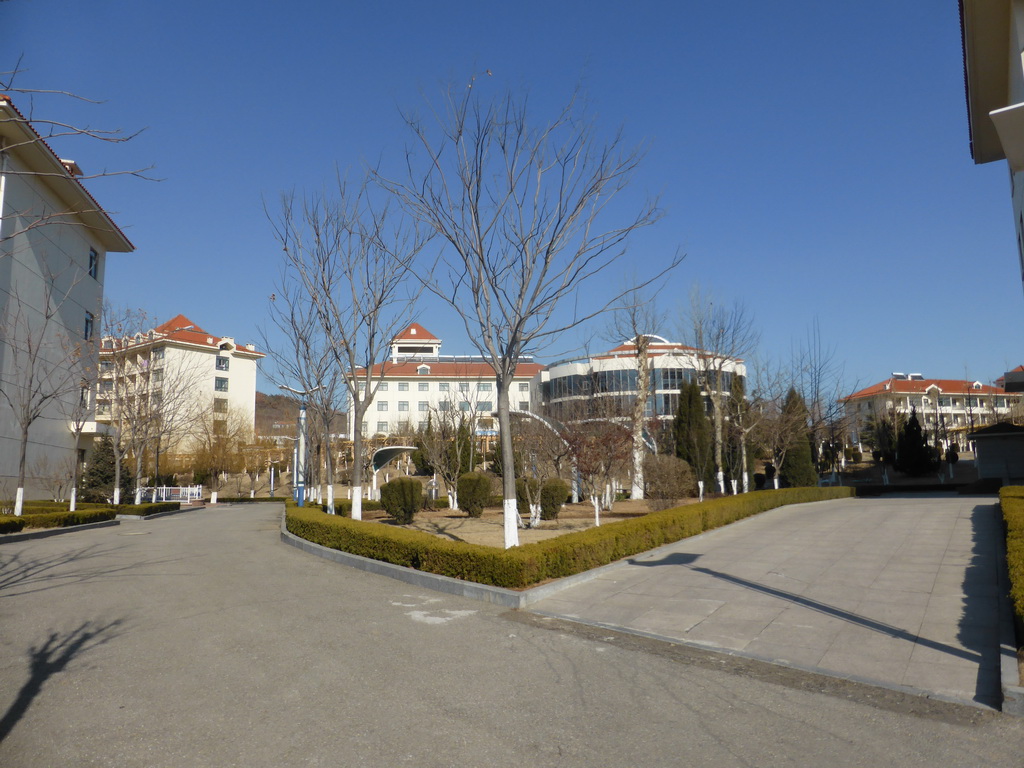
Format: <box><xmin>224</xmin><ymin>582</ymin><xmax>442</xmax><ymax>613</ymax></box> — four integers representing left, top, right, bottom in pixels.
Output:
<box><xmin>377</xmin><ymin>400</ymin><xmax>517</xmax><ymax>412</ymax></box>
<box><xmin>360</xmin><ymin>380</ymin><xmax>529</xmax><ymax>393</ymax></box>
<box><xmin>545</xmin><ymin>368</ymin><xmax>730</xmax><ymax>400</ymax></box>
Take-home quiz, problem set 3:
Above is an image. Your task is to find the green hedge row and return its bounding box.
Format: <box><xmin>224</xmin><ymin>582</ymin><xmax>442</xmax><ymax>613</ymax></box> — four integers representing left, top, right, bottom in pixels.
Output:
<box><xmin>15</xmin><ymin>508</ymin><xmax>118</xmax><ymax>529</ymax></box>
<box><xmin>212</xmin><ymin>496</ymin><xmax>289</xmax><ymax>504</ymax></box>
<box><xmin>286</xmin><ymin>487</ymin><xmax>853</xmax><ymax>589</ymax></box>
<box><xmin>1000</xmin><ymin>488</ymin><xmax>1024</xmax><ymax>627</ymax></box>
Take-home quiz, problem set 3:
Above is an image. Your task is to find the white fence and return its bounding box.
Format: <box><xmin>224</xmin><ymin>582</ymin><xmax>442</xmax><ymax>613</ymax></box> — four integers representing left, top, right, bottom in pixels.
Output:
<box><xmin>144</xmin><ymin>485</ymin><xmax>204</xmax><ymax>503</ymax></box>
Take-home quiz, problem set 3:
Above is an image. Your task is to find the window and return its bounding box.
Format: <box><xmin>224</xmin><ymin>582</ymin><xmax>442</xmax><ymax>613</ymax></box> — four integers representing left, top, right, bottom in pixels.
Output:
<box><xmin>460</xmin><ymin>401</ymin><xmax>471</xmax><ymax>412</ymax></box>
<box><xmin>100</xmin><ymin>360</ymin><xmax>113</xmax><ymax>372</ymax></box>
<box><xmin>519</xmin><ymin>382</ymin><xmax>529</xmax><ymax>392</ymax></box>
<box><xmin>459</xmin><ymin>382</ymin><xmax>470</xmax><ymax>392</ymax></box>
<box><xmin>478</xmin><ymin>401</ymin><xmax>492</xmax><ymax>412</ymax></box>
<box><xmin>479</xmin><ymin>382</ymin><xmax>492</xmax><ymax>391</ymax></box>
<box><xmin>519</xmin><ymin>401</ymin><xmax>529</xmax><ymax>411</ymax></box>
<box><xmin>418</xmin><ymin>401</ymin><xmax>429</xmax><ymax>412</ymax></box>
<box><xmin>377</xmin><ymin>401</ymin><xmax>389</xmax><ymax>411</ymax></box>
<box><xmin>398</xmin><ymin>401</ymin><xmax>409</xmax><ymax>412</ymax></box>
<box><xmin>216</xmin><ymin>357</ymin><xmax>230</xmax><ymax>371</ymax></box>
<box><xmin>361</xmin><ymin>422</ymin><xmax>367</xmax><ymax>434</ymax></box>
<box><xmin>418</xmin><ymin>382</ymin><xmax>429</xmax><ymax>391</ymax></box>
<box><xmin>88</xmin><ymin>248</ymin><xmax>99</xmax><ymax>279</ymax></box>
<box><xmin>215</xmin><ymin>377</ymin><xmax>229</xmax><ymax>392</ymax></box>
<box><xmin>378</xmin><ymin>382</ymin><xmax>389</xmax><ymax>391</ymax></box>
<box><xmin>439</xmin><ymin>382</ymin><xmax>450</xmax><ymax>392</ymax></box>
<box><xmin>97</xmin><ymin>402</ymin><xmax>110</xmax><ymax>415</ymax></box>
<box><xmin>398</xmin><ymin>382</ymin><xmax>409</xmax><ymax>391</ymax></box>
<box><xmin>358</xmin><ymin>382</ymin><xmax>365</xmax><ymax>391</ymax></box>
<box><xmin>152</xmin><ymin>347</ymin><xmax>165</xmax><ymax>361</ymax></box>
<box><xmin>100</xmin><ymin>380</ymin><xmax>114</xmax><ymax>393</ymax></box>
<box><xmin>83</xmin><ymin>312</ymin><xmax>94</xmax><ymax>340</ymax></box>
<box><xmin>376</xmin><ymin>421</ymin><xmax>388</xmax><ymax>433</ymax></box>
<box><xmin>152</xmin><ymin>369</ymin><xmax>164</xmax><ymax>385</ymax></box>
<box><xmin>214</xmin><ymin>398</ymin><xmax>228</xmax><ymax>414</ymax></box>
<box><xmin>439</xmin><ymin>402</ymin><xmax>451</xmax><ymax>411</ymax></box>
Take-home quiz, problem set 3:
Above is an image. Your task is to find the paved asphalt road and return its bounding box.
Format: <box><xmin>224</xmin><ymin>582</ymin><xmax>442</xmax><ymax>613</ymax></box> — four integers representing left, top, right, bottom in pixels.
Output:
<box><xmin>1</xmin><ymin>503</ymin><xmax>1023</xmax><ymax>767</ymax></box>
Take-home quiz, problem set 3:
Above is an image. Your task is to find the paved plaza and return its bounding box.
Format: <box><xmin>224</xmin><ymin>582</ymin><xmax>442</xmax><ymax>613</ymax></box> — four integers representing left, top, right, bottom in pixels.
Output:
<box><xmin>531</xmin><ymin>494</ymin><xmax>1011</xmax><ymax>708</ymax></box>
<box><xmin>1</xmin><ymin>501</ymin><xmax>1023</xmax><ymax>766</ymax></box>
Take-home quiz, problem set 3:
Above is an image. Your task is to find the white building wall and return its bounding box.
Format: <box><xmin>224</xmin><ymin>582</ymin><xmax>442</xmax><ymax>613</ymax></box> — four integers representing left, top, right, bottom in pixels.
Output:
<box><xmin>0</xmin><ymin>151</ymin><xmax>107</xmax><ymax>495</ymax></box>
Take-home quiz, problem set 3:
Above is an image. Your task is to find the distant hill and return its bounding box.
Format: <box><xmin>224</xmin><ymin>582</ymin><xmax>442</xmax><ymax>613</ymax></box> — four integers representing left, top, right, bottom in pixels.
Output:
<box><xmin>256</xmin><ymin>392</ymin><xmax>299</xmax><ymax>436</ymax></box>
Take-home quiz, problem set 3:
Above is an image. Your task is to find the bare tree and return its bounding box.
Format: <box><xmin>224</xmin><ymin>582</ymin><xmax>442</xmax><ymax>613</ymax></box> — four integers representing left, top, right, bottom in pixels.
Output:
<box><xmin>416</xmin><ymin>400</ymin><xmax>473</xmax><ymax>509</ymax></box>
<box><xmin>268</xmin><ymin>173</ymin><xmax>427</xmax><ymax>520</ymax></box>
<box><xmin>192</xmin><ymin>404</ymin><xmax>249</xmax><ymax>504</ymax></box>
<box><xmin>792</xmin><ymin>320</ymin><xmax>851</xmax><ymax>478</ymax></box>
<box><xmin>382</xmin><ymin>83</ymin><xmax>673</xmax><ymax>547</ymax></box>
<box><xmin>682</xmin><ymin>287</ymin><xmax>758</xmax><ymax>494</ymax></box>
<box><xmin>261</xmin><ymin>275</ymin><xmax>347</xmax><ymax>511</ymax></box>
<box><xmin>604</xmin><ymin>286</ymin><xmax>669</xmax><ymax>500</ymax></box>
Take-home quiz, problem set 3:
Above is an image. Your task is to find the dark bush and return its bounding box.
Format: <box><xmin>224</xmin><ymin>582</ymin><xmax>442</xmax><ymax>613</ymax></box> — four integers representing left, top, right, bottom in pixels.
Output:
<box><xmin>0</xmin><ymin>516</ymin><xmax>26</xmax><ymax>534</ymax></box>
<box><xmin>380</xmin><ymin>477</ymin><xmax>423</xmax><ymax>524</ymax></box>
<box><xmin>457</xmin><ymin>473</ymin><xmax>491</xmax><ymax>518</ymax></box>
<box><xmin>753</xmin><ymin>473</ymin><xmax>766</xmax><ymax>491</ymax></box>
<box><xmin>644</xmin><ymin>454</ymin><xmax>697</xmax><ymax>510</ymax></box>
<box><xmin>516</xmin><ymin>477</ymin><xmax>541</xmax><ymax>514</ymax></box>
<box><xmin>540</xmin><ymin>478</ymin><xmax>569</xmax><ymax>521</ymax></box>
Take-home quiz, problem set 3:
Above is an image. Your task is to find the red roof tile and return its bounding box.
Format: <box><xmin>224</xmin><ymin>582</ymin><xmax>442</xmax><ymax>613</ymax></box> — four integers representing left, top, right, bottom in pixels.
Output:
<box><xmin>843</xmin><ymin>377</ymin><xmax>1007</xmax><ymax>401</ymax></box>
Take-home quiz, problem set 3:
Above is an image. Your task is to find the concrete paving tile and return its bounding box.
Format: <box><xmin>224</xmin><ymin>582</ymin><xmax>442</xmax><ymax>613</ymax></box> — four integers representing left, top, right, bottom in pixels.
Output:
<box><xmin>630</xmin><ymin>610</ymin><xmax>709</xmax><ymax>637</ymax></box>
<box><xmin>827</xmin><ymin>627</ymin><xmax>917</xmax><ymax>660</ymax></box>
<box><xmin>676</xmin><ymin>619</ymin><xmax>763</xmax><ymax>651</ymax></box>
<box><xmin>853</xmin><ymin>600</ymin><xmax>927</xmax><ymax>632</ymax></box>
<box><xmin>858</xmin><ymin>587</ymin><xmax>931</xmax><ymax>608</ymax></box>
<box><xmin>814</xmin><ymin>650</ymin><xmax>911</xmax><ymax>685</ymax></box>
<box><xmin>619</xmin><ymin>577</ymin><xmax>694</xmax><ymax>599</ymax></box>
<box><xmin>754</xmin><ymin>620</ymin><xmax>841</xmax><ymax>651</ymax></box>
<box><xmin>742</xmin><ymin>639</ymin><xmax>827</xmax><ymax>668</ymax></box>
<box><xmin>901</xmin><ymin>661</ymin><xmax>995</xmax><ymax>705</ymax></box>
<box><xmin>907</xmin><ymin>639</ymin><xmax>983</xmax><ymax>667</ymax></box>
<box><xmin>710</xmin><ymin>602</ymin><xmax>787</xmax><ymax>623</ymax></box>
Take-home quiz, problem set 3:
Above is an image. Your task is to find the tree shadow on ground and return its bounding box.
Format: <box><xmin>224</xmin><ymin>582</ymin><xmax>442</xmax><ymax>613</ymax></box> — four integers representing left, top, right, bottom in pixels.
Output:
<box><xmin>0</xmin><ymin>544</ymin><xmax>182</xmax><ymax>599</ymax></box>
<box><xmin>0</xmin><ymin>619</ymin><xmax>125</xmax><ymax>741</ymax></box>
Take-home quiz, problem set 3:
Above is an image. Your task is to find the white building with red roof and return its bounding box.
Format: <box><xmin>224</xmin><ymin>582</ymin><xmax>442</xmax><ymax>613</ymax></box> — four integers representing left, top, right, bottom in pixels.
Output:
<box><xmin>0</xmin><ymin>94</ymin><xmax>134</xmax><ymax>504</ymax></box>
<box><xmin>95</xmin><ymin>314</ymin><xmax>265</xmax><ymax>461</ymax></box>
<box><xmin>842</xmin><ymin>373</ymin><xmax>1022</xmax><ymax>450</ymax></box>
<box><xmin>350</xmin><ymin>323</ymin><xmax>542</xmax><ymax>437</ymax></box>
<box><xmin>535</xmin><ymin>336</ymin><xmax>746</xmax><ymax>423</ymax></box>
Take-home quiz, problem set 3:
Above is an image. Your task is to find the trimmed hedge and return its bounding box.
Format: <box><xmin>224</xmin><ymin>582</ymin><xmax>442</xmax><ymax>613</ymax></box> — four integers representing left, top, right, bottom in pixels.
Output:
<box><xmin>0</xmin><ymin>516</ymin><xmax>25</xmax><ymax>534</ymax></box>
<box><xmin>286</xmin><ymin>487</ymin><xmax>853</xmax><ymax>589</ymax></box>
<box><xmin>17</xmin><ymin>508</ymin><xmax>118</xmax><ymax>529</ymax></box>
<box><xmin>327</xmin><ymin>499</ymin><xmax>383</xmax><ymax>516</ymax></box>
<box><xmin>1000</xmin><ymin>488</ymin><xmax>1024</xmax><ymax>628</ymax></box>
<box><xmin>212</xmin><ymin>496</ymin><xmax>289</xmax><ymax>504</ymax></box>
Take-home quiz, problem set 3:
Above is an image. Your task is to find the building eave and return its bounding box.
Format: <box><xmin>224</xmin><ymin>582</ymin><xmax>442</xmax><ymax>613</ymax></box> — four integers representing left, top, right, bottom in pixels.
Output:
<box><xmin>961</xmin><ymin>0</ymin><xmax>1013</xmax><ymax>164</ymax></box>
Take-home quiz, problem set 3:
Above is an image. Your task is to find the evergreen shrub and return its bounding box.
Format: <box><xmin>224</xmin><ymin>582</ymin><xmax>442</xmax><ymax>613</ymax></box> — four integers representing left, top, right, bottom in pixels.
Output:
<box><xmin>540</xmin><ymin>478</ymin><xmax>569</xmax><ymax>521</ymax></box>
<box><xmin>1000</xmin><ymin>488</ymin><xmax>1024</xmax><ymax>626</ymax></box>
<box><xmin>516</xmin><ymin>478</ymin><xmax>541</xmax><ymax>513</ymax></box>
<box><xmin>380</xmin><ymin>477</ymin><xmax>424</xmax><ymax>524</ymax></box>
<box><xmin>458</xmin><ymin>473</ymin><xmax>491</xmax><ymax>518</ymax></box>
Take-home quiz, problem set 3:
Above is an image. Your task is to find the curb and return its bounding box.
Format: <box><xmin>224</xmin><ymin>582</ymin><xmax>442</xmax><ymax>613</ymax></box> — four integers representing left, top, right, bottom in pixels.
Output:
<box><xmin>0</xmin><ymin>519</ymin><xmax>120</xmax><ymax>543</ymax></box>
<box><xmin>116</xmin><ymin>504</ymin><xmax>204</xmax><ymax>521</ymax></box>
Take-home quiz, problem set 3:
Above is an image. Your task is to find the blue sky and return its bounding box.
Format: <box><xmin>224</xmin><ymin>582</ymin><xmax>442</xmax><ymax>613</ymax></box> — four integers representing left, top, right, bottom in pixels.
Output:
<box><xmin>6</xmin><ymin>1</ymin><xmax>1019</xmax><ymax>394</ymax></box>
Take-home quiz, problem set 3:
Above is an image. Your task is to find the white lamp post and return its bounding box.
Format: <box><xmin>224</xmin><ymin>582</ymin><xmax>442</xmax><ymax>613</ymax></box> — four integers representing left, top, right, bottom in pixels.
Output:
<box><xmin>280</xmin><ymin>385</ymin><xmax>322</xmax><ymax>507</ymax></box>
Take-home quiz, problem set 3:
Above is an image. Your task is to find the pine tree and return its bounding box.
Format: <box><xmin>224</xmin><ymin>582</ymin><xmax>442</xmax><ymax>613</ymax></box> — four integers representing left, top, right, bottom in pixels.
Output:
<box><xmin>780</xmin><ymin>389</ymin><xmax>817</xmax><ymax>487</ymax></box>
<box><xmin>895</xmin><ymin>408</ymin><xmax>936</xmax><ymax>476</ymax></box>
<box><xmin>674</xmin><ymin>379</ymin><xmax>714</xmax><ymax>486</ymax></box>
<box><xmin>80</xmin><ymin>434</ymin><xmax>134</xmax><ymax>502</ymax></box>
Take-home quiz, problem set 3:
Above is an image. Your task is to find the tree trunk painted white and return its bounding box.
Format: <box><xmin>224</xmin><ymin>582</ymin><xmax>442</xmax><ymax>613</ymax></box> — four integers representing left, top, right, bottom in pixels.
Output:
<box><xmin>250</xmin><ymin>488</ymin><xmax>256</xmax><ymax>498</ymax></box>
<box><xmin>14</xmin><ymin>487</ymin><xmax>24</xmax><ymax>516</ymax></box>
<box><xmin>113</xmin><ymin>487</ymin><xmax>121</xmax><ymax>505</ymax></box>
<box><xmin>351</xmin><ymin>487</ymin><xmax>363</xmax><ymax>520</ymax></box>
<box><xmin>503</xmin><ymin>497</ymin><xmax>520</xmax><ymax>548</ymax></box>
<box><xmin>697</xmin><ymin>480</ymin><xmax>704</xmax><ymax>503</ymax></box>
<box><xmin>211</xmin><ymin>490</ymin><xmax>218</xmax><ymax>504</ymax></box>
<box><xmin>716</xmin><ymin>470</ymin><xmax>725</xmax><ymax>495</ymax></box>
<box><xmin>773</xmin><ymin>477</ymin><xmax>779</xmax><ymax>490</ymax></box>
<box><xmin>134</xmin><ymin>488</ymin><xmax>142</xmax><ymax>505</ymax></box>
<box><xmin>742</xmin><ymin>471</ymin><xmax>749</xmax><ymax>494</ymax></box>
<box><xmin>327</xmin><ymin>484</ymin><xmax>335</xmax><ymax>513</ymax></box>
<box><xmin>448</xmin><ymin>491</ymin><xmax>458</xmax><ymax>510</ymax></box>
<box><xmin>69</xmin><ymin>486</ymin><xmax>77</xmax><ymax>513</ymax></box>
<box><xmin>740</xmin><ymin>433</ymin><xmax>749</xmax><ymax>493</ymax></box>
<box><xmin>730</xmin><ymin>479</ymin><xmax>738</xmax><ymax>495</ymax></box>
<box><xmin>591</xmin><ymin>495</ymin><xmax>601</xmax><ymax>527</ymax></box>
<box><xmin>529</xmin><ymin>503</ymin><xmax>541</xmax><ymax>528</ymax></box>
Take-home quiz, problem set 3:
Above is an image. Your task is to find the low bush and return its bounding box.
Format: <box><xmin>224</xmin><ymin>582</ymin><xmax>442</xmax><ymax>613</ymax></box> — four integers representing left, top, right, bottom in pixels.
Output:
<box><xmin>327</xmin><ymin>499</ymin><xmax>382</xmax><ymax>516</ymax></box>
<box><xmin>458</xmin><ymin>473</ymin><xmax>491</xmax><ymax>518</ymax></box>
<box><xmin>540</xmin><ymin>478</ymin><xmax>569</xmax><ymax>521</ymax></box>
<box><xmin>516</xmin><ymin>478</ymin><xmax>541</xmax><ymax>515</ymax></box>
<box><xmin>286</xmin><ymin>487</ymin><xmax>853</xmax><ymax>589</ymax></box>
<box><xmin>1000</xmin><ymin>488</ymin><xmax>1024</xmax><ymax>628</ymax></box>
<box><xmin>380</xmin><ymin>477</ymin><xmax>424</xmax><ymax>524</ymax></box>
<box><xmin>19</xmin><ymin>508</ymin><xmax>118</xmax><ymax>529</ymax></box>
<box><xmin>644</xmin><ymin>454</ymin><xmax>697</xmax><ymax>511</ymax></box>
<box><xmin>0</xmin><ymin>516</ymin><xmax>26</xmax><ymax>534</ymax></box>
<box><xmin>211</xmin><ymin>496</ymin><xmax>289</xmax><ymax>504</ymax></box>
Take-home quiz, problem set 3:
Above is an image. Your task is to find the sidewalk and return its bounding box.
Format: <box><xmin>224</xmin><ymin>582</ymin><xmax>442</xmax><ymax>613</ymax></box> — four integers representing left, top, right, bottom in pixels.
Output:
<box><xmin>529</xmin><ymin>494</ymin><xmax>1010</xmax><ymax>709</ymax></box>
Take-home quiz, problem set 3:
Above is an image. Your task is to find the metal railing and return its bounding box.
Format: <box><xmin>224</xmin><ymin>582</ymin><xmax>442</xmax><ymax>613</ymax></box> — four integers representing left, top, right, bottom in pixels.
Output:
<box><xmin>144</xmin><ymin>485</ymin><xmax>204</xmax><ymax>503</ymax></box>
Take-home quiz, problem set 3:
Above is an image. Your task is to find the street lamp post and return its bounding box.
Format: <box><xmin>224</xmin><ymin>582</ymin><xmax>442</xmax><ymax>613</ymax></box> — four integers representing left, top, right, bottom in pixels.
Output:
<box><xmin>280</xmin><ymin>385</ymin><xmax>322</xmax><ymax>507</ymax></box>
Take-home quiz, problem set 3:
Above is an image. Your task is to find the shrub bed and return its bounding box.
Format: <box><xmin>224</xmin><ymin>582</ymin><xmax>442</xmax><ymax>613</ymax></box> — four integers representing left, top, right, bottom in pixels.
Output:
<box><xmin>1000</xmin><ymin>488</ymin><xmax>1024</xmax><ymax>628</ymax></box>
<box><xmin>212</xmin><ymin>496</ymin><xmax>289</xmax><ymax>504</ymax></box>
<box><xmin>0</xmin><ymin>516</ymin><xmax>26</xmax><ymax>534</ymax></box>
<box><xmin>18</xmin><ymin>508</ymin><xmax>118</xmax><ymax>529</ymax></box>
<box><xmin>286</xmin><ymin>487</ymin><xmax>852</xmax><ymax>589</ymax></box>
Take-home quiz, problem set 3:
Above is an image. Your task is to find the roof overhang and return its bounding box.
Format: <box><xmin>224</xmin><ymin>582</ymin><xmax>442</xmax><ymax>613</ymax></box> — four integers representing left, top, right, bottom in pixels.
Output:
<box><xmin>0</xmin><ymin>97</ymin><xmax>134</xmax><ymax>252</ymax></box>
<box><xmin>961</xmin><ymin>0</ymin><xmax>1013</xmax><ymax>164</ymax></box>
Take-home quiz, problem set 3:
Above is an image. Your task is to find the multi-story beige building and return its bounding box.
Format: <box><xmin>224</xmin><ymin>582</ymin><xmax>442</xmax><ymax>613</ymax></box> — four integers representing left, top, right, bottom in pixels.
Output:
<box><xmin>95</xmin><ymin>314</ymin><xmax>264</xmax><ymax>464</ymax></box>
<box><xmin>842</xmin><ymin>373</ymin><xmax>1022</xmax><ymax>451</ymax></box>
<box><xmin>350</xmin><ymin>323</ymin><xmax>542</xmax><ymax>438</ymax></box>
<box><xmin>0</xmin><ymin>94</ymin><xmax>134</xmax><ymax>502</ymax></box>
